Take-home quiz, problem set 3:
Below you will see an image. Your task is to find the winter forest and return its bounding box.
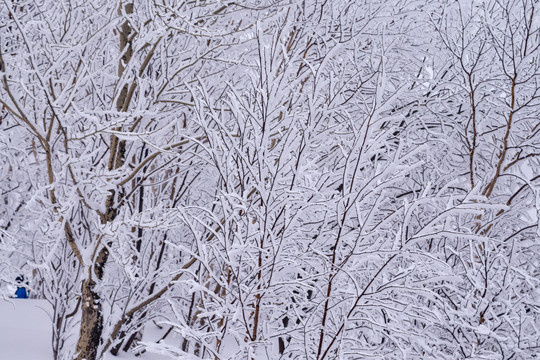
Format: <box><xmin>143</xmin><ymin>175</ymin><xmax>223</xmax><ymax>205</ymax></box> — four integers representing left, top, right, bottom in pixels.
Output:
<box><xmin>0</xmin><ymin>0</ymin><xmax>539</xmax><ymax>359</ymax></box>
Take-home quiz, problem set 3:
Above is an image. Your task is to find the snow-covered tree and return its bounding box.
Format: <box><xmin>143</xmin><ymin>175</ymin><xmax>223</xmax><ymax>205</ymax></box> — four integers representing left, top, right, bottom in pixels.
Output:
<box><xmin>0</xmin><ymin>0</ymin><xmax>538</xmax><ymax>359</ymax></box>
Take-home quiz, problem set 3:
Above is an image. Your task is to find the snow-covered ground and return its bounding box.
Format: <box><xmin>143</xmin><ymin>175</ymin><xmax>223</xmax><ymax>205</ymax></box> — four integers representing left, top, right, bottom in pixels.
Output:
<box><xmin>0</xmin><ymin>299</ymin><xmax>53</xmax><ymax>360</ymax></box>
<box><xmin>0</xmin><ymin>298</ymin><xmax>176</xmax><ymax>360</ymax></box>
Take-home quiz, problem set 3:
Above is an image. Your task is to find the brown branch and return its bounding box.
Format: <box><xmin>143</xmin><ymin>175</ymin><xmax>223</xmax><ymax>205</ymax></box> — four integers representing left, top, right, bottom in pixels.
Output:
<box><xmin>482</xmin><ymin>74</ymin><xmax>517</xmax><ymax>198</ymax></box>
<box><xmin>319</xmin><ymin>254</ymin><xmax>397</xmax><ymax>360</ymax></box>
<box><xmin>467</xmin><ymin>72</ymin><xmax>478</xmax><ymax>189</ymax></box>
<box><xmin>102</xmin><ymin>256</ymin><xmax>197</xmax><ymax>354</ymax></box>
<box><xmin>63</xmin><ymin>220</ymin><xmax>85</xmax><ymax>266</ymax></box>
<box><xmin>118</xmin><ymin>138</ymin><xmax>195</xmax><ymax>186</ymax></box>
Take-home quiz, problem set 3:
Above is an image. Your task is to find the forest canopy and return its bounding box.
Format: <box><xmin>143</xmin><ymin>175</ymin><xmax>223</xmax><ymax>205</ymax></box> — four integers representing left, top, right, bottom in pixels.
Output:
<box><xmin>0</xmin><ymin>0</ymin><xmax>539</xmax><ymax>359</ymax></box>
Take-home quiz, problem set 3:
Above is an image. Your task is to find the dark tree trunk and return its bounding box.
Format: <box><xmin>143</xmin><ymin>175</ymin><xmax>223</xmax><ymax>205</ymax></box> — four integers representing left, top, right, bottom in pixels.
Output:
<box><xmin>75</xmin><ymin>279</ymin><xmax>103</xmax><ymax>360</ymax></box>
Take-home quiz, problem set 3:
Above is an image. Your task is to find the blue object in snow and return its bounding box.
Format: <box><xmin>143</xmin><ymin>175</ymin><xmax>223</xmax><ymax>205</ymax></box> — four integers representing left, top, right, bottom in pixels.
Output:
<box><xmin>15</xmin><ymin>287</ymin><xmax>28</xmax><ymax>298</ymax></box>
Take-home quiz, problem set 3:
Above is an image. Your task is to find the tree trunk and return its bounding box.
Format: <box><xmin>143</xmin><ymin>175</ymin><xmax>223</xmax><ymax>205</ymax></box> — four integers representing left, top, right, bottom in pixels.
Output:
<box><xmin>75</xmin><ymin>279</ymin><xmax>103</xmax><ymax>360</ymax></box>
<box><xmin>74</xmin><ymin>2</ymin><xmax>133</xmax><ymax>357</ymax></box>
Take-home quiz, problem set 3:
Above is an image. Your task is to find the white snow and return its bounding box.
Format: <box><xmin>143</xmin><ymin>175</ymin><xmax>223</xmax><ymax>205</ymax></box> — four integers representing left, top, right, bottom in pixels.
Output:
<box><xmin>0</xmin><ymin>299</ymin><xmax>53</xmax><ymax>360</ymax></box>
<box><xmin>0</xmin><ymin>298</ymin><xmax>177</xmax><ymax>360</ymax></box>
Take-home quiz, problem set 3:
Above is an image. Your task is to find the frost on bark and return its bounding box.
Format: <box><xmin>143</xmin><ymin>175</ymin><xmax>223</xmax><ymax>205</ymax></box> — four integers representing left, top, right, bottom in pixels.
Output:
<box><xmin>74</xmin><ymin>2</ymin><xmax>133</xmax><ymax>359</ymax></box>
<box><xmin>75</xmin><ymin>279</ymin><xmax>103</xmax><ymax>360</ymax></box>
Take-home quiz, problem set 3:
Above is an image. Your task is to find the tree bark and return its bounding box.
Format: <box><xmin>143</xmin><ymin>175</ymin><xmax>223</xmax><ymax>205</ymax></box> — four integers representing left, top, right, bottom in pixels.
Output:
<box><xmin>75</xmin><ymin>279</ymin><xmax>103</xmax><ymax>360</ymax></box>
<box><xmin>74</xmin><ymin>3</ymin><xmax>133</xmax><ymax>359</ymax></box>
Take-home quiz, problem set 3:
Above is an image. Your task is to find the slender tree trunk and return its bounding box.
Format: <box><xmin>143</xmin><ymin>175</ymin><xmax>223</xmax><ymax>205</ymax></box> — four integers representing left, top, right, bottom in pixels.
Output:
<box><xmin>74</xmin><ymin>3</ymin><xmax>133</xmax><ymax>359</ymax></box>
